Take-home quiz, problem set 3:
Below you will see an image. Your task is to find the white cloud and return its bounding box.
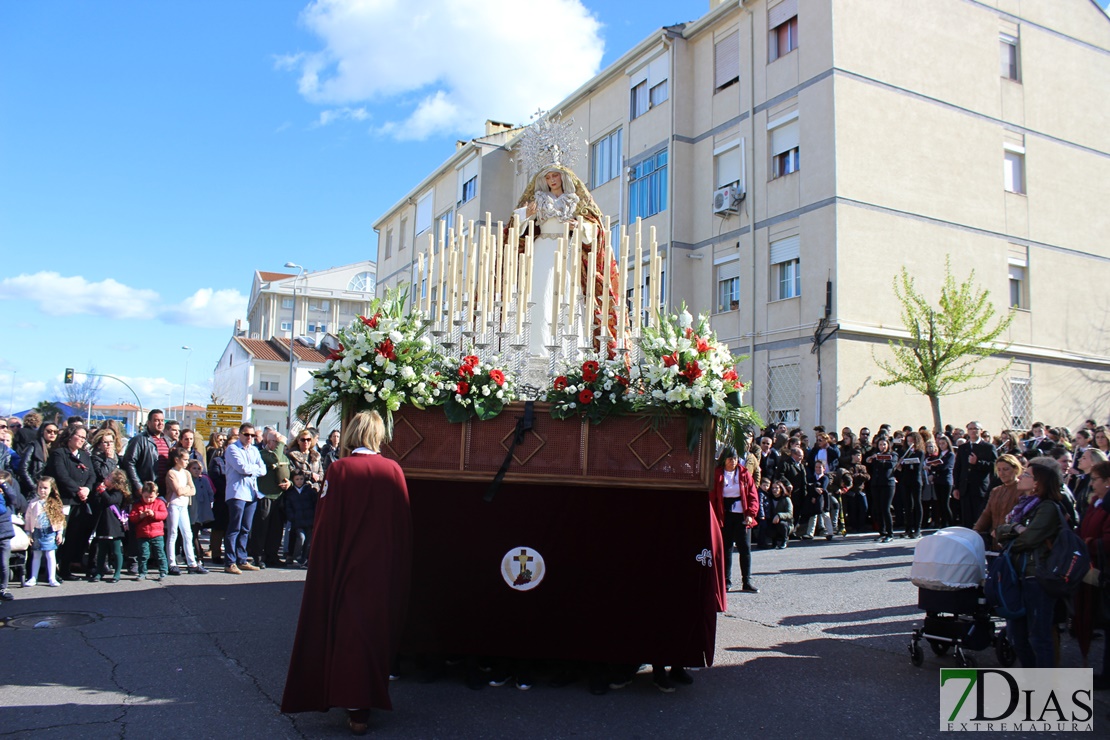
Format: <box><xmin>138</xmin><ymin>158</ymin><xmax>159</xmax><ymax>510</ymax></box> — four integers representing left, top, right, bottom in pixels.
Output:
<box><xmin>160</xmin><ymin>288</ymin><xmax>247</xmax><ymax>329</ymax></box>
<box><xmin>314</xmin><ymin>106</ymin><xmax>370</xmax><ymax>127</ymax></box>
<box><xmin>0</xmin><ymin>272</ymin><xmax>246</xmax><ymax>329</ymax></box>
<box><xmin>285</xmin><ymin>0</ymin><xmax>605</xmax><ymax>139</ymax></box>
<box><xmin>0</xmin><ymin>272</ymin><xmax>160</xmax><ymax>319</ymax></box>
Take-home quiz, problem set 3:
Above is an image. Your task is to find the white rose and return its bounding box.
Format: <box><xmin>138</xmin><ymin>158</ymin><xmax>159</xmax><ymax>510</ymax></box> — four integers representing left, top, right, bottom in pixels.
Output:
<box><xmin>389</xmin><ymin>330</ymin><xmax>404</xmax><ymax>343</ymax></box>
<box><xmin>496</xmin><ymin>390</ymin><xmax>504</xmax><ymax>399</ymax></box>
<box><xmin>400</xmin><ymin>366</ymin><xmax>416</xmax><ymax>380</ymax></box>
<box><xmin>568</xmin><ymin>402</ymin><xmax>576</xmax><ymax>409</ymax></box>
<box><xmin>363</xmin><ymin>392</ymin><xmax>375</xmax><ymax>403</ymax></box>
<box><xmin>680</xmin><ymin>309</ymin><xmax>693</xmax><ymax>328</ymax></box>
<box><xmin>603</xmin><ymin>380</ymin><xmax>613</xmax><ymax>390</ymax></box>
<box><xmin>385</xmin><ymin>363</ymin><xmax>397</xmax><ymax>375</ymax></box>
<box><xmin>482</xmin><ymin>386</ymin><xmax>490</xmax><ymax>396</ymax></box>
<box><xmin>382</xmin><ymin>379</ymin><xmax>395</xmax><ymax>391</ymax></box>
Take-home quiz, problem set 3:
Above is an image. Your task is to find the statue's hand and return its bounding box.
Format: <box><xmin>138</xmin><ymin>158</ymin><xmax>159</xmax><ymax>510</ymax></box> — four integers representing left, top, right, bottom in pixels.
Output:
<box><xmin>526</xmin><ymin>201</ymin><xmax>536</xmax><ymax>218</ymax></box>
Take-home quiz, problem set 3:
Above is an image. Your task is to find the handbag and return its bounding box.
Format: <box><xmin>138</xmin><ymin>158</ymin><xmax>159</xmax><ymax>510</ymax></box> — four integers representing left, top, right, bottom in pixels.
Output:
<box><xmin>8</xmin><ymin>512</ymin><xmax>30</xmax><ymax>553</ymax></box>
<box><xmin>985</xmin><ymin>546</ymin><xmax>1026</xmax><ymax>619</ymax></box>
<box><xmin>1033</xmin><ymin>504</ymin><xmax>1090</xmax><ymax>599</ymax></box>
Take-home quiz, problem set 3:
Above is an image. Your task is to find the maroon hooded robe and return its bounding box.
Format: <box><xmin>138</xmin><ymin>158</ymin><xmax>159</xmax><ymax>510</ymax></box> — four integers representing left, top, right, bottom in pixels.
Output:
<box><xmin>281</xmin><ymin>452</ymin><xmax>412</xmax><ymax>713</ymax></box>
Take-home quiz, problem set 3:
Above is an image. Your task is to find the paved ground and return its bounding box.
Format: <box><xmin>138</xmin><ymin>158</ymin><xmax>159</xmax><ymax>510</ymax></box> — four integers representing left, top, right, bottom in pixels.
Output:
<box><xmin>2</xmin><ymin>535</ymin><xmax>1107</xmax><ymax>739</ymax></box>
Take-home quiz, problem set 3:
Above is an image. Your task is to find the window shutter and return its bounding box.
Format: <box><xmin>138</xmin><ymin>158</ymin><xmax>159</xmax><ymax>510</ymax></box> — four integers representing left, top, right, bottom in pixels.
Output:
<box><xmin>716</xmin><ymin>145</ymin><xmax>742</xmax><ymax>188</ymax></box>
<box><xmin>770</xmin><ymin>120</ymin><xmax>799</xmax><ymax>156</ymax></box>
<box><xmin>769</xmin><ymin>235</ymin><xmax>800</xmax><ymax>265</ymax></box>
<box><xmin>717</xmin><ymin>259</ymin><xmax>740</xmax><ymax>281</ymax></box>
<box><xmin>768</xmin><ymin>0</ymin><xmax>798</xmax><ymax>29</ymax></box>
<box><xmin>714</xmin><ymin>32</ymin><xmax>739</xmax><ymax>89</ymax></box>
<box><xmin>648</xmin><ymin>54</ymin><xmax>668</xmax><ymax>85</ymax></box>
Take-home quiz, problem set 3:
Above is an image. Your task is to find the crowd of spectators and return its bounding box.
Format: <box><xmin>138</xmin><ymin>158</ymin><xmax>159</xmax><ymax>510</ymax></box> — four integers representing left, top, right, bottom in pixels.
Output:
<box><xmin>0</xmin><ymin>410</ymin><xmax>330</xmax><ymax>597</ymax></box>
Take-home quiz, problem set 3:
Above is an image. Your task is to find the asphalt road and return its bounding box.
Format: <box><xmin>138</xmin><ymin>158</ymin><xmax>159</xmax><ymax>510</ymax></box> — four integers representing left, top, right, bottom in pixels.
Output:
<box><xmin>2</xmin><ymin>535</ymin><xmax>1106</xmax><ymax>739</ymax></box>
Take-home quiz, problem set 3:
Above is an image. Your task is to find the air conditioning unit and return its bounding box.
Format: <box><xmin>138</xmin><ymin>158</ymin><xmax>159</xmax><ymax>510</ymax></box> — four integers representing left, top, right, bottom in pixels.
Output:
<box><xmin>712</xmin><ymin>185</ymin><xmax>743</xmax><ymax>215</ymax></box>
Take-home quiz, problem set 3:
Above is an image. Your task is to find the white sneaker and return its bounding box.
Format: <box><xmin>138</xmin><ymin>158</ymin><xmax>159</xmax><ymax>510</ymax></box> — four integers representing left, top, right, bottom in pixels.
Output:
<box><xmin>24</xmin><ymin>579</ymin><xmax>36</xmax><ymax>587</ymax></box>
<box><xmin>48</xmin><ymin>581</ymin><xmax>61</xmax><ymax>587</ymax></box>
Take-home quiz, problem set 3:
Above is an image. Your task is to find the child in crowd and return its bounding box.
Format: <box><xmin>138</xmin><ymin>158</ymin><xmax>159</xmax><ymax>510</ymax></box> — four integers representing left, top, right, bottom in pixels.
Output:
<box><xmin>768</xmin><ymin>480</ymin><xmax>793</xmax><ymax>549</ymax></box>
<box><xmin>165</xmin><ymin>448</ymin><xmax>207</xmax><ymax>575</ymax></box>
<box><xmin>828</xmin><ymin>469</ymin><xmax>851</xmax><ymax>537</ymax></box>
<box><xmin>283</xmin><ymin>470</ymin><xmax>317</xmax><ymax>568</ymax></box>
<box><xmin>802</xmin><ymin>459</ymin><xmax>832</xmax><ymax>540</ymax></box>
<box><xmin>188</xmin><ymin>459</ymin><xmax>215</xmax><ymax>563</ymax></box>
<box><xmin>755</xmin><ymin>476</ymin><xmax>774</xmax><ymax>549</ymax></box>
<box><xmin>130</xmin><ymin>481</ymin><xmax>168</xmax><ymax>580</ymax></box>
<box><xmin>24</xmin><ymin>476</ymin><xmax>65</xmax><ymax>587</ymax></box>
<box><xmin>89</xmin><ymin>469</ymin><xmax>130</xmax><ymax>583</ymax></box>
<box><xmin>846</xmin><ymin>448</ymin><xmax>870</xmax><ymax>533</ymax></box>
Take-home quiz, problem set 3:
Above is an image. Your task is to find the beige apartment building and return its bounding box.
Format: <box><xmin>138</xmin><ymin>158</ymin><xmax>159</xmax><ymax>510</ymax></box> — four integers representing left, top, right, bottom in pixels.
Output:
<box><xmin>373</xmin><ymin>0</ymin><xmax>1110</xmax><ymax>433</ymax></box>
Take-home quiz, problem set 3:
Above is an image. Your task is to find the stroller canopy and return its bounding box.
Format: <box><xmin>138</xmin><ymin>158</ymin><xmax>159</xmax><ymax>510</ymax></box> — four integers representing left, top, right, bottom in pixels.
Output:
<box><xmin>910</xmin><ymin>527</ymin><xmax>986</xmax><ymax>591</ymax></box>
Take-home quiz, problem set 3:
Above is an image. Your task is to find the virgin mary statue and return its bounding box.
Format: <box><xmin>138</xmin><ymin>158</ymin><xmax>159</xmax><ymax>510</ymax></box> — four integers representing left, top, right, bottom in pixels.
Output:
<box><xmin>511</xmin><ymin>120</ymin><xmax>622</xmax><ymax>374</ymax></box>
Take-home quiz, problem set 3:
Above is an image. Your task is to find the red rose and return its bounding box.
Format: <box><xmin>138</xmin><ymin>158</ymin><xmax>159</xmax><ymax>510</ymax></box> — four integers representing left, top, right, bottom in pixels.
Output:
<box><xmin>662</xmin><ymin>351</ymin><xmax>680</xmax><ymax>368</ymax></box>
<box><xmin>578</xmin><ymin>389</ymin><xmax>594</xmax><ymax>404</ymax></box>
<box><xmin>377</xmin><ymin>339</ymin><xmax>396</xmax><ymax>361</ymax></box>
<box><xmin>553</xmin><ymin>375</ymin><xmax>568</xmax><ymax>391</ymax></box>
<box><xmin>462</xmin><ymin>355</ymin><xmax>480</xmax><ymax>369</ymax></box>
<box><xmin>458</xmin><ymin>364</ymin><xmax>475</xmax><ymax>378</ymax></box>
<box><xmin>616</xmin><ymin>375</ymin><xmax>629</xmax><ymax>387</ymax></box>
<box><xmin>696</xmin><ymin>337</ymin><xmax>710</xmax><ymax>353</ymax></box>
<box><xmin>489</xmin><ymin>369</ymin><xmax>505</xmax><ymax>386</ymax></box>
<box><xmin>456</xmin><ymin>382</ymin><xmax>470</xmax><ymax>395</ymax></box>
<box><xmin>682</xmin><ymin>361</ymin><xmax>703</xmax><ymax>382</ymax></box>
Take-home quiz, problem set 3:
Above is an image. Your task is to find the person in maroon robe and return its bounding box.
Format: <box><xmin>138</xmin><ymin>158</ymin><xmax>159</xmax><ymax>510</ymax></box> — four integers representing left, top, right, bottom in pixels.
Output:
<box><xmin>281</xmin><ymin>410</ymin><xmax>413</xmax><ymax>736</ymax></box>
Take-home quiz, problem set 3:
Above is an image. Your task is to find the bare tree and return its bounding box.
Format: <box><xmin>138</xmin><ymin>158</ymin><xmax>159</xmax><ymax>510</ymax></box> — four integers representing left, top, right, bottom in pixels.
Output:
<box><xmin>873</xmin><ymin>258</ymin><xmax>1013</xmax><ymax>434</ymax></box>
<box><xmin>62</xmin><ymin>368</ymin><xmax>105</xmax><ymax>411</ymax></box>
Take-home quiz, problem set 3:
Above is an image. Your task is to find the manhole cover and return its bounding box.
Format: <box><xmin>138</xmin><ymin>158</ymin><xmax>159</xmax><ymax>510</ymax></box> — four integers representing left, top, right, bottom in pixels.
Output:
<box><xmin>1</xmin><ymin>611</ymin><xmax>101</xmax><ymax>630</ymax></box>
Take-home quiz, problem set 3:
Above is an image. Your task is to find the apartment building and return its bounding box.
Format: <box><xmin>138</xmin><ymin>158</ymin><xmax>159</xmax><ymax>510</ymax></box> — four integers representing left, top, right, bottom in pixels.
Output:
<box><xmin>372</xmin><ymin>0</ymin><xmax>1110</xmax><ymax>432</ymax></box>
<box><xmin>244</xmin><ymin>262</ymin><xmax>377</xmax><ymax>343</ymax></box>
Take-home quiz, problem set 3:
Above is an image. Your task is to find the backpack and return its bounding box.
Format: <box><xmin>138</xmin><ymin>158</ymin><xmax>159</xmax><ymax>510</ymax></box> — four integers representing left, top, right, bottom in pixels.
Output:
<box><xmin>985</xmin><ymin>546</ymin><xmax>1026</xmax><ymax>619</ymax></box>
<box><xmin>1033</xmin><ymin>504</ymin><xmax>1090</xmax><ymax>598</ymax></box>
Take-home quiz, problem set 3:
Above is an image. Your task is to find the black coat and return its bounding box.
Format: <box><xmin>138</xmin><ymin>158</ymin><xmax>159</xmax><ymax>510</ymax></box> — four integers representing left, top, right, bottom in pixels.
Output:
<box><xmin>954</xmin><ymin>441</ymin><xmax>997</xmax><ymax>497</ymax></box>
<box><xmin>120</xmin><ymin>430</ymin><xmax>164</xmax><ymax>497</ymax></box>
<box><xmin>46</xmin><ymin>446</ymin><xmax>96</xmax><ymax>506</ymax></box>
<box><xmin>18</xmin><ymin>439</ymin><xmax>49</xmax><ymax>495</ymax></box>
<box><xmin>91</xmin><ymin>488</ymin><xmax>127</xmax><ymax>539</ymax></box>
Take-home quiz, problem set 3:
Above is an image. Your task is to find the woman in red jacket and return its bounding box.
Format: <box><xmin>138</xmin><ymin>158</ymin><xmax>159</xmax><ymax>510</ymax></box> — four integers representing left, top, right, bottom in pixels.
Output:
<box><xmin>1075</xmin><ymin>460</ymin><xmax>1110</xmax><ymax>687</ymax></box>
<box><xmin>711</xmin><ymin>446</ymin><xmax>760</xmax><ymax>593</ymax></box>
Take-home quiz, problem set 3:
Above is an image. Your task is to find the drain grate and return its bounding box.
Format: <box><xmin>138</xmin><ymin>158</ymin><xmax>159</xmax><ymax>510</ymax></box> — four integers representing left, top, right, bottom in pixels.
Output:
<box><xmin>1</xmin><ymin>611</ymin><xmax>102</xmax><ymax>629</ymax></box>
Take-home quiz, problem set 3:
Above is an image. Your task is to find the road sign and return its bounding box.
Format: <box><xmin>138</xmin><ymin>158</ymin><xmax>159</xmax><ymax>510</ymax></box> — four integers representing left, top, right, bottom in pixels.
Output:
<box><xmin>206</xmin><ymin>404</ymin><xmax>243</xmax><ymax>413</ymax></box>
<box><xmin>206</xmin><ymin>412</ymin><xmax>244</xmax><ymax>423</ymax></box>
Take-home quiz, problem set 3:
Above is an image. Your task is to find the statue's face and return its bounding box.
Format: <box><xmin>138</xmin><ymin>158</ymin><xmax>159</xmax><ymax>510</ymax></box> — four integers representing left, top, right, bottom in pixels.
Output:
<box><xmin>544</xmin><ymin>170</ymin><xmax>563</xmax><ymax>193</ymax></box>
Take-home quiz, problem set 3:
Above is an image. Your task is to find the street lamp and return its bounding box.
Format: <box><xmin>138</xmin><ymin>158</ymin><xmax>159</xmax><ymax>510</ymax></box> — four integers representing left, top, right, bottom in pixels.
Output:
<box><xmin>284</xmin><ymin>262</ymin><xmax>306</xmax><ymax>433</ymax></box>
<box><xmin>181</xmin><ymin>346</ymin><xmax>192</xmax><ymax>424</ymax></box>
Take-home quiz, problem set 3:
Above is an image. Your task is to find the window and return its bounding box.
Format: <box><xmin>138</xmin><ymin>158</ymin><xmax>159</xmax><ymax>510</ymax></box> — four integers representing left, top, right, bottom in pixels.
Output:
<box><xmin>307</xmin><ymin>322</ymin><xmax>327</xmax><ymax>333</ymax></box>
<box><xmin>610</xmin><ymin>221</ymin><xmax>621</xmax><ymax>259</ymax></box>
<box><xmin>281</xmin><ymin>297</ymin><xmax>294</xmax><ymax>309</ymax></box>
<box><xmin>260</xmin><ymin>375</ymin><xmax>280</xmax><ymax>392</ymax></box>
<box><xmin>348</xmin><ymin>271</ymin><xmax>374</xmax><ymax>293</ymax></box>
<box><xmin>439</xmin><ymin>210</ymin><xmax>455</xmax><ymax>235</ymax></box>
<box><xmin>1000</xmin><ymin>33</ymin><xmax>1020</xmax><ymax>81</ymax></box>
<box><xmin>769</xmin><ymin>0</ymin><xmax>798</xmax><ymax>61</ymax></box>
<box><xmin>1009</xmin><ymin>377</ymin><xmax>1032</xmax><ymax>429</ymax></box>
<box><xmin>1008</xmin><ymin>264</ymin><xmax>1026</xmax><ymax>308</ymax></box>
<box><xmin>770</xmin><ymin>116</ymin><xmax>799</xmax><ymax>179</ymax></box>
<box><xmin>715</xmin><ymin>140</ymin><xmax>742</xmax><ymax>189</ymax></box>
<box><xmin>649</xmin><ymin>80</ymin><xmax>668</xmax><ymax>107</ymax></box>
<box><xmin>767</xmin><ymin>362</ymin><xmax>801</xmax><ymax>425</ymax></box>
<box><xmin>770</xmin><ymin>235</ymin><xmax>801</xmax><ymax>300</ymax></box>
<box><xmin>1004</xmin><ymin>148</ymin><xmax>1025</xmax><ymax>194</ymax></box>
<box><xmin>399</xmin><ymin>218</ymin><xmax>409</xmax><ymax>252</ymax></box>
<box><xmin>308</xmin><ymin>299</ymin><xmax>330</xmax><ymax>312</ymax></box>
<box><xmin>632</xmin><ymin>265</ymin><xmax>666</xmax><ymax>324</ymax></box>
<box><xmin>415</xmin><ymin>191</ymin><xmax>433</xmax><ymax>235</ymax></box>
<box><xmin>457</xmin><ymin>155</ymin><xmax>479</xmax><ymax>204</ymax></box>
<box><xmin>629</xmin><ymin>149</ymin><xmax>668</xmax><ymax>220</ymax></box>
<box><xmin>591</xmin><ymin>129</ymin><xmax>623</xmax><ymax>188</ymax></box>
<box><xmin>630</xmin><ymin>81</ymin><xmax>649</xmax><ymax>119</ymax></box>
<box><xmin>716</xmin><ymin>259</ymin><xmax>740</xmax><ymax>313</ymax></box>
<box><xmin>279</xmin><ymin>321</ymin><xmax>292</xmax><ymax>332</ymax></box>
<box><xmin>384</xmin><ymin>229</ymin><xmax>393</xmax><ymax>259</ymax></box>
<box><xmin>629</xmin><ymin>53</ymin><xmax>668</xmax><ymax>120</ymax></box>
<box><xmin>715</xmin><ymin>31</ymin><xmax>739</xmax><ymax>91</ymax></box>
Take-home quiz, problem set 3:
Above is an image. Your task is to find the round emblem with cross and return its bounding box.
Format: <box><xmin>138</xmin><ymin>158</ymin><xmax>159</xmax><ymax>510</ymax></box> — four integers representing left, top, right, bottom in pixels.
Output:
<box><xmin>501</xmin><ymin>546</ymin><xmax>545</xmax><ymax>591</ymax></box>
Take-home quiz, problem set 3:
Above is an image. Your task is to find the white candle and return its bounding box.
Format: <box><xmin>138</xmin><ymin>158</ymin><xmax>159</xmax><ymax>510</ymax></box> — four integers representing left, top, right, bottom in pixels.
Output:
<box><xmin>552</xmin><ymin>238</ymin><xmax>564</xmax><ymax>342</ymax></box>
<box><xmin>569</xmin><ymin>219</ymin><xmax>582</xmax><ymax>330</ymax></box>
<box><xmin>585</xmin><ymin>230</ymin><xmax>597</xmax><ymax>346</ymax></box>
<box><xmin>648</xmin><ymin>225</ymin><xmax>658</xmax><ymax>328</ymax></box>
<box><xmin>600</xmin><ymin>241</ymin><xmax>611</xmax><ymax>352</ymax></box>
<box><xmin>633</xmin><ymin>238</ymin><xmax>643</xmax><ymax>339</ymax></box>
<box><xmin>425</xmin><ymin>233</ymin><xmax>434</xmax><ymax>316</ymax></box>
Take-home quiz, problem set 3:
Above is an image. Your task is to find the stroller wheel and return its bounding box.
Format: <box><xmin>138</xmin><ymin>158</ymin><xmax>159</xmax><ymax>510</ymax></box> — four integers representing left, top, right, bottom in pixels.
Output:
<box><xmin>910</xmin><ymin>641</ymin><xmax>925</xmax><ymax>667</ymax></box>
<box><xmin>995</xmin><ymin>629</ymin><xmax>1017</xmax><ymax>667</ymax></box>
<box><xmin>928</xmin><ymin>640</ymin><xmax>951</xmax><ymax>656</ymax></box>
<box><xmin>955</xmin><ymin>649</ymin><xmax>977</xmax><ymax>668</ymax></box>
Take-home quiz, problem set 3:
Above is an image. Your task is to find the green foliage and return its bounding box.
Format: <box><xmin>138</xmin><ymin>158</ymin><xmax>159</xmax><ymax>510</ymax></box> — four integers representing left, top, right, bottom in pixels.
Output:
<box><xmin>873</xmin><ymin>257</ymin><xmax>1013</xmax><ymax>430</ymax></box>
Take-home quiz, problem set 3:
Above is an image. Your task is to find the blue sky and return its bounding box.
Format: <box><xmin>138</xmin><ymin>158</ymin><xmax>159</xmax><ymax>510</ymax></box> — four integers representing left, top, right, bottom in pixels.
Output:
<box><xmin>0</xmin><ymin>0</ymin><xmax>712</xmax><ymax>415</ymax></box>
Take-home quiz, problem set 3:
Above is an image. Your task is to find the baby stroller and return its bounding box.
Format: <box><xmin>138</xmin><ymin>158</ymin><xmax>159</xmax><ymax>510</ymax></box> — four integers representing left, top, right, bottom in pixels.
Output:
<box><xmin>908</xmin><ymin>527</ymin><xmax>1016</xmax><ymax>668</ymax></box>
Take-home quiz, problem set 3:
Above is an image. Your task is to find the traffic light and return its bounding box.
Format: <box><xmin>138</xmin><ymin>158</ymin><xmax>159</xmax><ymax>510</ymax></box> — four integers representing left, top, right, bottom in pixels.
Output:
<box><xmin>64</xmin><ymin>368</ymin><xmax>75</xmax><ymax>384</ymax></box>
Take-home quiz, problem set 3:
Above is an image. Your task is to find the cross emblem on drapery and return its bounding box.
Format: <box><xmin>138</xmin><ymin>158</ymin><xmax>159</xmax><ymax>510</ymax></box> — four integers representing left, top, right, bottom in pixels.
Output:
<box><xmin>515</xmin><ymin>549</ymin><xmax>534</xmax><ymax>574</ymax></box>
<box><xmin>696</xmin><ymin>549</ymin><xmax>713</xmax><ymax>567</ymax></box>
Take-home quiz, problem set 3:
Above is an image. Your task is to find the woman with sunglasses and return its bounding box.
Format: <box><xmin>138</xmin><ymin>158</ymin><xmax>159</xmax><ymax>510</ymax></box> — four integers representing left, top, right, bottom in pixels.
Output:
<box><xmin>18</xmin><ymin>423</ymin><xmax>58</xmax><ymax>497</ymax></box>
<box><xmin>286</xmin><ymin>431</ymin><xmax>323</xmax><ymax>486</ymax></box>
